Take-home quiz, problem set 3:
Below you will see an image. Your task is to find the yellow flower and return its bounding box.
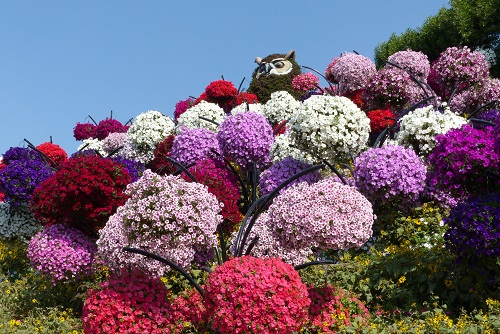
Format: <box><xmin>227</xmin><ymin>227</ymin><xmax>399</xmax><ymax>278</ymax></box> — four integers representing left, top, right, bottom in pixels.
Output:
<box><xmin>444</xmin><ymin>279</ymin><xmax>453</xmax><ymax>288</ymax></box>
<box><xmin>398</xmin><ymin>276</ymin><xmax>406</xmax><ymax>284</ymax></box>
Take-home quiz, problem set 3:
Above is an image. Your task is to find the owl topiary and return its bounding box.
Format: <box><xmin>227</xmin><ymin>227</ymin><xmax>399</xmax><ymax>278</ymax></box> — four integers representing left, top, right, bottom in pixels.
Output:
<box><xmin>247</xmin><ymin>50</ymin><xmax>302</xmax><ymax>103</ymax></box>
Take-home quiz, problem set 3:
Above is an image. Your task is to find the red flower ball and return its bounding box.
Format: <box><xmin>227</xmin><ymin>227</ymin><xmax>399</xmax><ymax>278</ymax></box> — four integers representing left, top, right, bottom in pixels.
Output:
<box><xmin>146</xmin><ymin>135</ymin><xmax>176</xmax><ymax>175</ymax></box>
<box><xmin>73</xmin><ymin>122</ymin><xmax>97</xmax><ymax>141</ymax></box>
<box><xmin>366</xmin><ymin>108</ymin><xmax>396</xmax><ymax>133</ymax></box>
<box><xmin>95</xmin><ymin>118</ymin><xmax>129</xmax><ymax>140</ymax></box>
<box><xmin>36</xmin><ymin>142</ymin><xmax>68</xmax><ymax>168</ymax></box>
<box><xmin>204</xmin><ymin>256</ymin><xmax>310</xmax><ymax>334</ymax></box>
<box><xmin>30</xmin><ymin>155</ymin><xmax>131</xmax><ymax>235</ymax></box>
<box><xmin>235</xmin><ymin>92</ymin><xmax>259</xmax><ymax>106</ymax></box>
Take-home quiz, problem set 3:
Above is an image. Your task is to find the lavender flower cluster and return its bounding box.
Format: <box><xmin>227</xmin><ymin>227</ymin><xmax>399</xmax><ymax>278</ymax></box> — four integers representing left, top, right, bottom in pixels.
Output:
<box><xmin>387</xmin><ymin>49</ymin><xmax>430</xmax><ymax>81</ymax></box>
<box><xmin>97</xmin><ymin>170</ymin><xmax>222</xmax><ymax>276</ymax></box>
<box><xmin>27</xmin><ymin>224</ymin><xmax>97</xmax><ymax>283</ymax></box>
<box><xmin>170</xmin><ymin>127</ymin><xmax>220</xmax><ymax>165</ymax></box>
<box><xmin>354</xmin><ymin>145</ymin><xmax>427</xmax><ymax>210</ymax></box>
<box><xmin>217</xmin><ymin>111</ymin><xmax>274</xmax><ymax>169</ymax></box>
<box><xmin>259</xmin><ymin>157</ymin><xmax>322</xmax><ymax>196</ymax></box>
<box><xmin>329</xmin><ymin>52</ymin><xmax>376</xmax><ymax>94</ymax></box>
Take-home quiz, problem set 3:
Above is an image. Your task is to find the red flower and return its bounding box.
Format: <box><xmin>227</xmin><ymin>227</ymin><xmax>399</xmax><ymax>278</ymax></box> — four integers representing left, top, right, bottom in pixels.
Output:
<box><xmin>273</xmin><ymin>119</ymin><xmax>288</xmax><ymax>136</ymax></box>
<box><xmin>344</xmin><ymin>89</ymin><xmax>367</xmax><ymax>110</ymax></box>
<box><xmin>30</xmin><ymin>155</ymin><xmax>131</xmax><ymax>235</ymax></box>
<box><xmin>235</xmin><ymin>92</ymin><xmax>259</xmax><ymax>106</ymax></box>
<box><xmin>36</xmin><ymin>142</ymin><xmax>68</xmax><ymax>168</ymax></box>
<box><xmin>146</xmin><ymin>135</ymin><xmax>176</xmax><ymax>175</ymax></box>
<box><xmin>366</xmin><ymin>108</ymin><xmax>396</xmax><ymax>133</ymax></box>
<box><xmin>73</xmin><ymin>122</ymin><xmax>97</xmax><ymax>141</ymax></box>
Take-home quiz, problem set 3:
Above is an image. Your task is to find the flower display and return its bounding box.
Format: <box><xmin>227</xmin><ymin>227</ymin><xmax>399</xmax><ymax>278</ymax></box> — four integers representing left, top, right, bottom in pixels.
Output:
<box><xmin>97</xmin><ymin>170</ymin><xmax>221</xmax><ymax>276</ymax></box>
<box><xmin>77</xmin><ymin>138</ymin><xmax>106</xmax><ymax>156</ymax></box>
<box><xmin>174</xmin><ymin>97</ymin><xmax>195</xmax><ymax>121</ymax></box>
<box><xmin>354</xmin><ymin>145</ymin><xmax>427</xmax><ymax>210</ymax></box>
<box><xmin>204</xmin><ymin>256</ymin><xmax>310</xmax><ymax>334</ymax></box>
<box><xmin>182</xmin><ymin>158</ymin><xmax>241</xmax><ymax>235</ymax></box>
<box><xmin>30</xmin><ymin>155</ymin><xmax>131</xmax><ymax>235</ymax></box>
<box><xmin>0</xmin><ymin>158</ymin><xmax>53</xmax><ymax>207</ymax></box>
<box><xmin>110</xmin><ymin>156</ymin><xmax>145</xmax><ymax>182</ymax></box>
<box><xmin>94</xmin><ymin>118</ymin><xmax>129</xmax><ymax>140</ymax></box>
<box><xmin>217</xmin><ymin>111</ymin><xmax>274</xmax><ymax>169</ymax></box>
<box><xmin>288</xmin><ymin>95</ymin><xmax>370</xmax><ymax>163</ymax></box>
<box><xmin>449</xmin><ymin>78</ymin><xmax>500</xmax><ymax>115</ymax></box>
<box><xmin>0</xmin><ymin>203</ymin><xmax>40</xmax><ymax>242</ymax></box>
<box><xmin>473</xmin><ymin>108</ymin><xmax>500</xmax><ymax>130</ymax></box>
<box><xmin>395</xmin><ymin>104</ymin><xmax>467</xmax><ymax>156</ymax></box>
<box><xmin>427</xmin><ymin>124</ymin><xmax>499</xmax><ymax>203</ymax></box>
<box><xmin>292</xmin><ymin>72</ymin><xmax>319</xmax><ymax>92</ymax></box>
<box><xmin>363</xmin><ymin>66</ymin><xmax>422</xmax><ymax>110</ymax></box>
<box><xmin>230</xmin><ymin>102</ymin><xmax>264</xmax><ymax>116</ymax></box>
<box><xmin>170</xmin><ymin>127</ymin><xmax>220</xmax><ymax>165</ymax></box>
<box><xmin>429</xmin><ymin>46</ymin><xmax>490</xmax><ymax>99</ymax></box>
<box><xmin>235</xmin><ymin>91</ymin><xmax>259</xmax><ymax>106</ymax></box>
<box><xmin>35</xmin><ymin>142</ymin><xmax>68</xmax><ymax>167</ymax></box>
<box><xmin>1</xmin><ymin>147</ymin><xmax>43</xmax><ymax>163</ymax></box>
<box><xmin>262</xmin><ymin>90</ymin><xmax>301</xmax><ymax>125</ymax></box>
<box><xmin>324</xmin><ymin>57</ymin><xmax>339</xmax><ymax>83</ymax></box>
<box><xmin>387</xmin><ymin>49</ymin><xmax>430</xmax><ymax>81</ymax></box>
<box><xmin>27</xmin><ymin>224</ymin><xmax>97</xmax><ymax>283</ymax></box>
<box><xmin>307</xmin><ymin>285</ymin><xmax>370</xmax><ymax>333</ymax></box>
<box><xmin>146</xmin><ymin>135</ymin><xmax>176</xmax><ymax>175</ymax></box>
<box><xmin>81</xmin><ymin>269</ymin><xmax>172</xmax><ymax>334</ymax></box>
<box><xmin>204</xmin><ymin>79</ymin><xmax>238</xmax><ymax>110</ymax></box>
<box><xmin>176</xmin><ymin>101</ymin><xmax>226</xmax><ymax>133</ymax></box>
<box><xmin>73</xmin><ymin>122</ymin><xmax>97</xmax><ymax>141</ymax></box>
<box><xmin>126</xmin><ymin>110</ymin><xmax>175</xmax><ymax>163</ymax></box>
<box><xmin>330</xmin><ymin>52</ymin><xmax>376</xmax><ymax>94</ymax></box>
<box><xmin>167</xmin><ymin>287</ymin><xmax>208</xmax><ymax>333</ymax></box>
<box><xmin>366</xmin><ymin>108</ymin><xmax>396</xmax><ymax>133</ymax></box>
<box><xmin>443</xmin><ymin>192</ymin><xmax>500</xmax><ymax>263</ymax></box>
<box><xmin>268</xmin><ymin>178</ymin><xmax>374</xmax><ymax>251</ymax></box>
<box><xmin>259</xmin><ymin>156</ymin><xmax>322</xmax><ymax>196</ymax></box>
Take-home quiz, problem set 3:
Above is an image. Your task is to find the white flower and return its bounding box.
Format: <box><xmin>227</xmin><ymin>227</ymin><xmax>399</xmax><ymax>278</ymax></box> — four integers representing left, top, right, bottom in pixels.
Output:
<box><xmin>127</xmin><ymin>110</ymin><xmax>175</xmax><ymax>163</ymax></box>
<box><xmin>270</xmin><ymin>131</ymin><xmax>314</xmax><ymax>164</ymax></box>
<box><xmin>395</xmin><ymin>104</ymin><xmax>467</xmax><ymax>156</ymax></box>
<box><xmin>0</xmin><ymin>203</ymin><xmax>41</xmax><ymax>243</ymax></box>
<box><xmin>176</xmin><ymin>101</ymin><xmax>226</xmax><ymax>133</ymax></box>
<box><xmin>230</xmin><ymin>103</ymin><xmax>264</xmax><ymax>116</ymax></box>
<box><xmin>289</xmin><ymin>95</ymin><xmax>370</xmax><ymax>162</ymax></box>
<box><xmin>77</xmin><ymin>138</ymin><xmax>106</xmax><ymax>156</ymax></box>
<box><xmin>262</xmin><ymin>91</ymin><xmax>301</xmax><ymax>124</ymax></box>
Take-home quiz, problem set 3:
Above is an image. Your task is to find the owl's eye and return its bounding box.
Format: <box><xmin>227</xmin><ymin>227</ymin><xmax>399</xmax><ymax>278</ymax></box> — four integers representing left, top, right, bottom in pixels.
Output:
<box><xmin>274</xmin><ymin>61</ymin><xmax>284</xmax><ymax>68</ymax></box>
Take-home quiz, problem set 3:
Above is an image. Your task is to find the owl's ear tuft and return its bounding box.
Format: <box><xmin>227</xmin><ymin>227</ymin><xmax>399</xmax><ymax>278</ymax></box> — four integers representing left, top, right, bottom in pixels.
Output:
<box><xmin>284</xmin><ymin>50</ymin><xmax>295</xmax><ymax>61</ymax></box>
<box><xmin>255</xmin><ymin>57</ymin><xmax>263</xmax><ymax>65</ymax></box>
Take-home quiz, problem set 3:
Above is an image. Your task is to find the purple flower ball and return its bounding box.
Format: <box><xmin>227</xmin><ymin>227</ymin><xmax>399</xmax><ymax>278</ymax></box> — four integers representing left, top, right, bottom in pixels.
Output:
<box><xmin>217</xmin><ymin>111</ymin><xmax>274</xmax><ymax>169</ymax></box>
<box><xmin>170</xmin><ymin>127</ymin><xmax>220</xmax><ymax>166</ymax></box>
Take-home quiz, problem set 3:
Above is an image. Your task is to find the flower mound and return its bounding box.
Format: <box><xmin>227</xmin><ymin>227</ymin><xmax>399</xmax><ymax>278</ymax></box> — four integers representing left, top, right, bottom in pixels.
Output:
<box><xmin>443</xmin><ymin>193</ymin><xmax>500</xmax><ymax>264</ymax></box>
<box><xmin>146</xmin><ymin>135</ymin><xmax>176</xmax><ymax>175</ymax></box>
<box><xmin>262</xmin><ymin>90</ymin><xmax>301</xmax><ymax>125</ymax></box>
<box><xmin>30</xmin><ymin>155</ymin><xmax>131</xmax><ymax>235</ymax></box>
<box><xmin>176</xmin><ymin>101</ymin><xmax>226</xmax><ymax>133</ymax></box>
<box><xmin>307</xmin><ymin>285</ymin><xmax>370</xmax><ymax>333</ymax></box>
<box><xmin>35</xmin><ymin>142</ymin><xmax>68</xmax><ymax>167</ymax></box>
<box><xmin>167</xmin><ymin>287</ymin><xmax>208</xmax><ymax>333</ymax></box>
<box><xmin>259</xmin><ymin>156</ymin><xmax>322</xmax><ymax>196</ymax></box>
<box><xmin>387</xmin><ymin>49</ymin><xmax>430</xmax><ymax>81</ymax></box>
<box><xmin>330</xmin><ymin>52</ymin><xmax>376</xmax><ymax>94</ymax></box>
<box><xmin>73</xmin><ymin>122</ymin><xmax>97</xmax><ymax>141</ymax></box>
<box><xmin>204</xmin><ymin>79</ymin><xmax>238</xmax><ymax>110</ymax></box>
<box><xmin>217</xmin><ymin>111</ymin><xmax>274</xmax><ymax>168</ymax></box>
<box><xmin>0</xmin><ymin>203</ymin><xmax>40</xmax><ymax>242</ymax></box>
<box><xmin>395</xmin><ymin>104</ymin><xmax>467</xmax><ymax>156</ymax></box>
<box><xmin>427</xmin><ymin>125</ymin><xmax>499</xmax><ymax>203</ymax></box>
<box><xmin>268</xmin><ymin>178</ymin><xmax>374</xmax><ymax>251</ymax></box>
<box><xmin>354</xmin><ymin>145</ymin><xmax>427</xmax><ymax>210</ymax></box>
<box><xmin>204</xmin><ymin>256</ymin><xmax>310</xmax><ymax>334</ymax></box>
<box><xmin>289</xmin><ymin>95</ymin><xmax>370</xmax><ymax>162</ymax></box>
<box><xmin>27</xmin><ymin>224</ymin><xmax>97</xmax><ymax>283</ymax></box>
<box><xmin>2</xmin><ymin>147</ymin><xmax>43</xmax><ymax>163</ymax></box>
<box><xmin>366</xmin><ymin>108</ymin><xmax>396</xmax><ymax>133</ymax></box>
<box><xmin>97</xmin><ymin>170</ymin><xmax>221</xmax><ymax>276</ymax></box>
<box><xmin>174</xmin><ymin>97</ymin><xmax>195</xmax><ymax>121</ymax></box>
<box><xmin>0</xmin><ymin>159</ymin><xmax>53</xmax><ymax>207</ymax></box>
<box><xmin>95</xmin><ymin>118</ymin><xmax>129</xmax><ymax>140</ymax></box>
<box><xmin>292</xmin><ymin>73</ymin><xmax>319</xmax><ymax>92</ymax></box>
<box><xmin>82</xmin><ymin>269</ymin><xmax>172</xmax><ymax>334</ymax></box>
<box><xmin>170</xmin><ymin>127</ymin><xmax>220</xmax><ymax>165</ymax></box>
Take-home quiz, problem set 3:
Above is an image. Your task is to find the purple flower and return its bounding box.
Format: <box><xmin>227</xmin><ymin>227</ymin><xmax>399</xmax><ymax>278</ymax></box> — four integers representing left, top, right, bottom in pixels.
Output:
<box><xmin>217</xmin><ymin>111</ymin><xmax>274</xmax><ymax>169</ymax></box>
<box><xmin>2</xmin><ymin>147</ymin><xmax>43</xmax><ymax>163</ymax></box>
<box><xmin>170</xmin><ymin>127</ymin><xmax>220</xmax><ymax>165</ymax></box>
<box><xmin>111</xmin><ymin>156</ymin><xmax>145</xmax><ymax>182</ymax></box>
<box><xmin>259</xmin><ymin>157</ymin><xmax>322</xmax><ymax>196</ymax></box>
<box><xmin>328</xmin><ymin>52</ymin><xmax>376</xmax><ymax>94</ymax></box>
<box><xmin>387</xmin><ymin>49</ymin><xmax>430</xmax><ymax>81</ymax></box>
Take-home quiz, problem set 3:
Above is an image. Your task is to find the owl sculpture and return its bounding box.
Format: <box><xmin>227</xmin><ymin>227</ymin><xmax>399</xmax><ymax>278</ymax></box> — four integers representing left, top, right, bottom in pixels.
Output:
<box><xmin>247</xmin><ymin>50</ymin><xmax>302</xmax><ymax>103</ymax></box>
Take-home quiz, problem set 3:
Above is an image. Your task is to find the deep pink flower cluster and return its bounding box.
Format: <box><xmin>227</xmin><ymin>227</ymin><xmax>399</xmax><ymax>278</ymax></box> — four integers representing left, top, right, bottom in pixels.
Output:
<box><xmin>354</xmin><ymin>145</ymin><xmax>427</xmax><ymax>210</ymax></box>
<box><xmin>429</xmin><ymin>46</ymin><xmax>490</xmax><ymax>99</ymax></box>
<box><xmin>292</xmin><ymin>73</ymin><xmax>319</xmax><ymax>92</ymax></box>
<box><xmin>330</xmin><ymin>52</ymin><xmax>376</xmax><ymax>94</ymax></box>
<box><xmin>167</xmin><ymin>287</ymin><xmax>209</xmax><ymax>333</ymax></box>
<box><xmin>97</xmin><ymin>170</ymin><xmax>221</xmax><ymax>276</ymax></box>
<box><xmin>268</xmin><ymin>178</ymin><xmax>374</xmax><ymax>251</ymax></box>
<box><xmin>450</xmin><ymin>78</ymin><xmax>500</xmax><ymax>115</ymax></box>
<box><xmin>174</xmin><ymin>97</ymin><xmax>195</xmax><ymax>121</ymax></box>
<box><xmin>27</xmin><ymin>224</ymin><xmax>97</xmax><ymax>283</ymax></box>
<box><xmin>95</xmin><ymin>118</ymin><xmax>129</xmax><ymax>140</ymax></box>
<box><xmin>307</xmin><ymin>285</ymin><xmax>370</xmax><ymax>333</ymax></box>
<box><xmin>81</xmin><ymin>269</ymin><xmax>172</xmax><ymax>334</ymax></box>
<box><xmin>364</xmin><ymin>67</ymin><xmax>421</xmax><ymax>110</ymax></box>
<box><xmin>170</xmin><ymin>127</ymin><xmax>220</xmax><ymax>165</ymax></box>
<box><xmin>387</xmin><ymin>49</ymin><xmax>430</xmax><ymax>81</ymax></box>
<box><xmin>217</xmin><ymin>111</ymin><xmax>274</xmax><ymax>169</ymax></box>
<box><xmin>146</xmin><ymin>135</ymin><xmax>176</xmax><ymax>175</ymax></box>
<box><xmin>427</xmin><ymin>124</ymin><xmax>499</xmax><ymax>204</ymax></box>
<box><xmin>259</xmin><ymin>156</ymin><xmax>322</xmax><ymax>196</ymax></box>
<box><xmin>204</xmin><ymin>256</ymin><xmax>310</xmax><ymax>334</ymax></box>
<box><xmin>324</xmin><ymin>57</ymin><xmax>339</xmax><ymax>83</ymax></box>
<box><xmin>73</xmin><ymin>122</ymin><xmax>97</xmax><ymax>141</ymax></box>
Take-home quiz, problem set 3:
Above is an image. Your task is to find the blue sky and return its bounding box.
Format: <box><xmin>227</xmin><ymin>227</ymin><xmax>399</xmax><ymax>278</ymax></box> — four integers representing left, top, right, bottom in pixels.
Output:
<box><xmin>0</xmin><ymin>0</ymin><xmax>450</xmax><ymax>155</ymax></box>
